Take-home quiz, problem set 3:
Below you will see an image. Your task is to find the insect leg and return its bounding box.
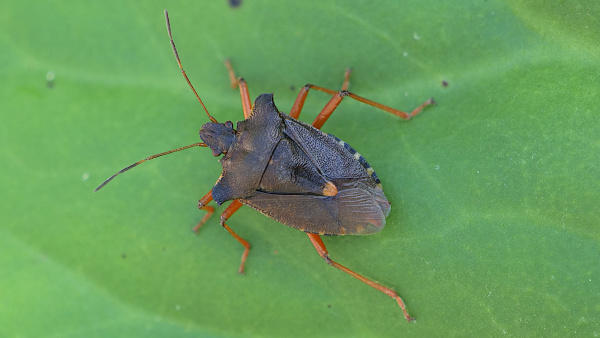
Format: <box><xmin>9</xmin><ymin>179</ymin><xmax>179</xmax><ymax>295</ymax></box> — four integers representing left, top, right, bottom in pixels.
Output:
<box><xmin>220</xmin><ymin>199</ymin><xmax>251</xmax><ymax>274</ymax></box>
<box><xmin>289</xmin><ymin>68</ymin><xmax>352</xmax><ymax>120</ymax></box>
<box><xmin>224</xmin><ymin>60</ymin><xmax>252</xmax><ymax>119</ymax></box>
<box><xmin>306</xmin><ymin>233</ymin><xmax>414</xmax><ymax>322</ymax></box>
<box><xmin>340</xmin><ymin>67</ymin><xmax>352</xmax><ymax>91</ymax></box>
<box><xmin>310</xmin><ymin>87</ymin><xmax>434</xmax><ymax>129</ymax></box>
<box><xmin>192</xmin><ymin>190</ymin><xmax>215</xmax><ymax>233</ymax></box>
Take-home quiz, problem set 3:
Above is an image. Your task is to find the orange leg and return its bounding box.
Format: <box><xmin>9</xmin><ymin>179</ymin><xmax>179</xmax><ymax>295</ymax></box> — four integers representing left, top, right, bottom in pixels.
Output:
<box><xmin>192</xmin><ymin>190</ymin><xmax>215</xmax><ymax>233</ymax></box>
<box><xmin>193</xmin><ymin>190</ymin><xmax>249</xmax><ymax>273</ymax></box>
<box><xmin>225</xmin><ymin>60</ymin><xmax>252</xmax><ymax>119</ymax></box>
<box><xmin>289</xmin><ymin>68</ymin><xmax>434</xmax><ymax>129</ymax></box>
<box><xmin>314</xmin><ymin>88</ymin><xmax>434</xmax><ymax>129</ymax></box>
<box><xmin>289</xmin><ymin>68</ymin><xmax>352</xmax><ymax>120</ymax></box>
<box><xmin>341</xmin><ymin>67</ymin><xmax>352</xmax><ymax>91</ymax></box>
<box><xmin>219</xmin><ymin>200</ymin><xmax>251</xmax><ymax>274</ymax></box>
<box><xmin>307</xmin><ymin>233</ymin><xmax>414</xmax><ymax>322</ymax></box>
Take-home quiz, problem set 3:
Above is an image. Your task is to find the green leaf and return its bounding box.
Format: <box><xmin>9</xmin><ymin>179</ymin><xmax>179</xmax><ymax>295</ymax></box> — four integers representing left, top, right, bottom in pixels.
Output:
<box><xmin>1</xmin><ymin>0</ymin><xmax>598</xmax><ymax>336</ymax></box>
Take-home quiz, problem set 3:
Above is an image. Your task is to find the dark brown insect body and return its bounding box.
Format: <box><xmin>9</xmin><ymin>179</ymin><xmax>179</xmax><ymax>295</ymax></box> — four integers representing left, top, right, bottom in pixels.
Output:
<box><xmin>204</xmin><ymin>93</ymin><xmax>391</xmax><ymax>236</ymax></box>
<box><xmin>95</xmin><ymin>10</ymin><xmax>435</xmax><ymax>323</ymax></box>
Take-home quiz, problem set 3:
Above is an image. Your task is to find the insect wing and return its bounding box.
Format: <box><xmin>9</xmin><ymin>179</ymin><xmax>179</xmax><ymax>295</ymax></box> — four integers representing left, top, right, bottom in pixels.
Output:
<box><xmin>282</xmin><ymin>116</ymin><xmax>367</xmax><ymax>180</ymax></box>
<box><xmin>241</xmin><ymin>180</ymin><xmax>387</xmax><ymax>235</ymax></box>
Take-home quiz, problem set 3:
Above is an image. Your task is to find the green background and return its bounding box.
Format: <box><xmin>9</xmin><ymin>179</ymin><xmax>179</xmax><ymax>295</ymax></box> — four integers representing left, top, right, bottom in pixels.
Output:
<box><xmin>1</xmin><ymin>1</ymin><xmax>599</xmax><ymax>336</ymax></box>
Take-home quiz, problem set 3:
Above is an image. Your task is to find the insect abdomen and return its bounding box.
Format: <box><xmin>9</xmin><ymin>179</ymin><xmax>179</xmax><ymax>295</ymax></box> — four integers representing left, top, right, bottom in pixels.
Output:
<box><xmin>329</xmin><ymin>135</ymin><xmax>382</xmax><ymax>187</ymax></box>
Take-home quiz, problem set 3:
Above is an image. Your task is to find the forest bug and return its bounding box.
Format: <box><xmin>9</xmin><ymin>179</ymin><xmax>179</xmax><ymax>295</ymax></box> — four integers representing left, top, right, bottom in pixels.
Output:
<box><xmin>95</xmin><ymin>10</ymin><xmax>435</xmax><ymax>322</ymax></box>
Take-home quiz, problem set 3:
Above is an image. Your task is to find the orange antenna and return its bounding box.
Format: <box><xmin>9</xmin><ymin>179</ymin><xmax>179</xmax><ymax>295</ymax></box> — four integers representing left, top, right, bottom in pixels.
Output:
<box><xmin>94</xmin><ymin>142</ymin><xmax>207</xmax><ymax>192</ymax></box>
<box><xmin>165</xmin><ymin>9</ymin><xmax>218</xmax><ymax>123</ymax></box>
